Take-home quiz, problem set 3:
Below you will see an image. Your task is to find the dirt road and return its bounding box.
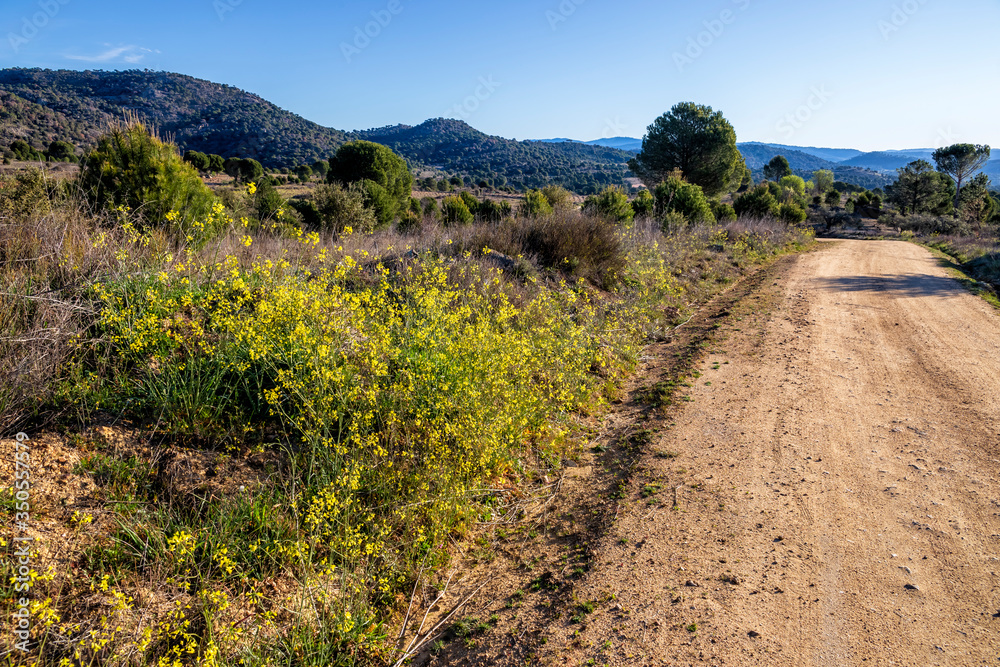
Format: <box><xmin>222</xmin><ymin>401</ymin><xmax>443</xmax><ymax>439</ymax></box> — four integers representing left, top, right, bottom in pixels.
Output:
<box><xmin>535</xmin><ymin>240</ymin><xmax>1000</xmax><ymax>666</ymax></box>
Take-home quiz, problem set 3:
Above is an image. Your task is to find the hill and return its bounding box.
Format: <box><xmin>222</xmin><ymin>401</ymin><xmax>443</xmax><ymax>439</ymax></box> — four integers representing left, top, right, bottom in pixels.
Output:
<box><xmin>358</xmin><ymin>119</ymin><xmax>631</xmax><ymax>193</ymax></box>
<box><xmin>0</xmin><ymin>68</ymin><xmax>632</xmax><ymax>193</ymax></box>
<box><xmin>736</xmin><ymin>142</ymin><xmax>838</xmax><ymax>172</ymax></box>
<box><xmin>0</xmin><ymin>68</ymin><xmax>350</xmax><ymax>168</ymax></box>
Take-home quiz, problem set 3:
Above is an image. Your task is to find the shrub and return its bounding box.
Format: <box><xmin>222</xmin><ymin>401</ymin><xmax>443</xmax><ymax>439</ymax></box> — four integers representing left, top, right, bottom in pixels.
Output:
<box><xmin>47</xmin><ymin>141</ymin><xmax>77</xmax><ymax>163</ymax></box>
<box><xmin>288</xmin><ymin>198</ymin><xmax>322</xmax><ymax>228</ymax></box>
<box><xmin>733</xmin><ymin>185</ymin><xmax>779</xmax><ymax>219</ymax></box>
<box><xmin>328</xmin><ymin>141</ymin><xmax>413</xmax><ymax>225</ymax></box>
<box><xmin>824</xmin><ymin>190</ymin><xmax>841</xmax><ymax>207</ymax></box>
<box><xmin>421</xmin><ymin>197</ymin><xmax>440</xmax><ymax>219</ymax></box>
<box><xmin>631</xmin><ymin>189</ymin><xmax>655</xmax><ymax>218</ymax></box>
<box><xmin>79</xmin><ymin>117</ymin><xmax>218</xmax><ymax>233</ymax></box>
<box><xmin>520</xmin><ymin>189</ymin><xmax>555</xmax><ymax>218</ymax></box>
<box><xmin>518</xmin><ymin>211</ymin><xmax>625</xmax><ymax>285</ymax></box>
<box><xmin>458</xmin><ymin>190</ymin><xmax>480</xmax><ymax>216</ymax></box>
<box><xmin>441</xmin><ymin>196</ymin><xmax>474</xmax><ymax>226</ymax></box>
<box><xmin>476</xmin><ymin>198</ymin><xmax>512</xmax><ymax>222</ymax></box>
<box><xmin>183</xmin><ymin>150</ymin><xmax>211</xmax><ymax>172</ymax></box>
<box><xmin>541</xmin><ymin>185</ymin><xmax>573</xmax><ymax>211</ymax></box>
<box><xmin>712</xmin><ymin>201</ymin><xmax>737</xmax><ymax>222</ymax></box>
<box><xmin>582</xmin><ymin>186</ymin><xmax>634</xmax><ymax>225</ymax></box>
<box><xmin>9</xmin><ymin>140</ymin><xmax>44</xmax><ymax>162</ymax></box>
<box><xmin>397</xmin><ymin>209</ymin><xmax>423</xmax><ymax>234</ymax></box>
<box><xmin>312</xmin><ymin>182</ymin><xmax>376</xmax><ymax>233</ymax></box>
<box><xmin>0</xmin><ymin>168</ymin><xmax>53</xmax><ymax>220</ymax></box>
<box><xmin>777</xmin><ymin>202</ymin><xmax>807</xmax><ymax>224</ymax></box>
<box><xmin>897</xmin><ymin>213</ymin><xmax>970</xmax><ymax>236</ymax></box>
<box><xmin>653</xmin><ymin>177</ymin><xmax>714</xmax><ymax>225</ymax></box>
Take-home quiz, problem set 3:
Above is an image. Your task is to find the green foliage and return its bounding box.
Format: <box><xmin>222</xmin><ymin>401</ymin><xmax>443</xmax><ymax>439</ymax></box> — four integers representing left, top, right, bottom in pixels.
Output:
<box><xmin>421</xmin><ymin>196</ymin><xmax>439</xmax><ymax>219</ymax></box>
<box><xmin>311</xmin><ymin>160</ymin><xmax>329</xmax><ymax>179</ymax></box>
<box><xmin>292</xmin><ymin>164</ymin><xmax>313</xmax><ymax>183</ymax></box>
<box><xmin>824</xmin><ymin>189</ymin><xmax>841</xmax><ymax>207</ymax></box>
<box><xmin>779</xmin><ymin>175</ymin><xmax>806</xmax><ymax>198</ymax></box>
<box><xmin>441</xmin><ymin>195</ymin><xmax>474</xmax><ymax>226</ymax></box>
<box><xmin>813</xmin><ymin>169</ymin><xmax>834</xmax><ymax>194</ymax></box>
<box><xmin>252</xmin><ymin>178</ymin><xmax>287</xmax><ymax>224</ymax></box>
<box><xmin>476</xmin><ymin>198</ymin><xmax>512</xmax><ymax>222</ymax></box>
<box><xmin>0</xmin><ymin>168</ymin><xmax>52</xmax><ymax>219</ymax></box>
<box><xmin>9</xmin><ymin>139</ymin><xmax>44</xmax><ymax>162</ymax></box>
<box><xmin>763</xmin><ymin>156</ymin><xmax>792</xmax><ymax>182</ymax></box>
<box><xmin>582</xmin><ymin>186</ymin><xmax>634</xmax><ymax>225</ymax></box>
<box><xmin>541</xmin><ymin>185</ymin><xmax>573</xmax><ymax>211</ymax></box>
<box><xmin>777</xmin><ymin>202</ymin><xmax>807</xmax><ymax>224</ymax></box>
<box><xmin>631</xmin><ymin>189</ymin><xmax>655</xmax><ymax>218</ymax></box>
<box><xmin>79</xmin><ymin>117</ymin><xmax>218</xmax><ymax>232</ymax></box>
<box><xmin>328</xmin><ymin>141</ymin><xmax>413</xmax><ymax>226</ymax></box>
<box><xmin>712</xmin><ymin>201</ymin><xmax>737</xmax><ymax>222</ymax></box>
<box><xmin>628</xmin><ymin>102</ymin><xmax>742</xmax><ymax>197</ymax></box>
<box><xmin>207</xmin><ymin>153</ymin><xmax>225</xmax><ymax>173</ymax></box>
<box><xmin>520</xmin><ymin>189</ymin><xmax>555</xmax><ymax>218</ymax></box>
<box><xmin>733</xmin><ymin>185</ymin><xmax>779</xmax><ymax>219</ymax></box>
<box><xmin>653</xmin><ymin>177</ymin><xmax>715</xmax><ymax>225</ymax></box>
<box><xmin>958</xmin><ymin>172</ymin><xmax>995</xmax><ymax>227</ymax></box>
<box><xmin>47</xmin><ymin>140</ymin><xmax>77</xmax><ymax>162</ymax></box>
<box><xmin>311</xmin><ymin>182</ymin><xmax>377</xmax><ymax>233</ymax></box>
<box><xmin>183</xmin><ymin>150</ymin><xmax>210</xmax><ymax>172</ymax></box>
<box><xmin>886</xmin><ymin>160</ymin><xmax>954</xmax><ymax>216</ymax></box>
<box><xmin>225</xmin><ymin>157</ymin><xmax>264</xmax><ymax>184</ymax></box>
<box><xmin>458</xmin><ymin>190</ymin><xmax>480</xmax><ymax>216</ymax></box>
<box><xmin>933</xmin><ymin>143</ymin><xmax>991</xmax><ymax>208</ymax></box>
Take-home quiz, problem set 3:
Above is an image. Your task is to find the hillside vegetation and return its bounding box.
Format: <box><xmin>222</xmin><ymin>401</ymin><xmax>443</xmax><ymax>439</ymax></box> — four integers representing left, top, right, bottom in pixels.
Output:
<box><xmin>0</xmin><ymin>114</ymin><xmax>813</xmax><ymax>665</ymax></box>
<box><xmin>0</xmin><ymin>69</ymin><xmax>631</xmax><ymax>193</ymax></box>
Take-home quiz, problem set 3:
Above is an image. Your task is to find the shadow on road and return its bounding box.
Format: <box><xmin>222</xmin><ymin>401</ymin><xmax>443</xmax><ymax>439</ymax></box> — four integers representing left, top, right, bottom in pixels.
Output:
<box><xmin>816</xmin><ymin>273</ymin><xmax>967</xmax><ymax>298</ymax></box>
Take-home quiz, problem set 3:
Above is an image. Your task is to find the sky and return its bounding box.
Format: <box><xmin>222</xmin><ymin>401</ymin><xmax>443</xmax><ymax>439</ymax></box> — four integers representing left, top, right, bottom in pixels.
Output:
<box><xmin>1</xmin><ymin>0</ymin><xmax>998</xmax><ymax>152</ymax></box>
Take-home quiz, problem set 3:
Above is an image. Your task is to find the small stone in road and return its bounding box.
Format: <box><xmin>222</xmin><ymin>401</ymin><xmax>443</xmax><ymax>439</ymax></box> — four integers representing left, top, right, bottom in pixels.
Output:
<box><xmin>748</xmin><ymin>630</ymin><xmax>760</xmax><ymax>638</ymax></box>
<box><xmin>904</xmin><ymin>584</ymin><xmax>919</xmax><ymax>591</ymax></box>
<box><xmin>685</xmin><ymin>580</ymin><xmax>699</xmax><ymax>587</ymax></box>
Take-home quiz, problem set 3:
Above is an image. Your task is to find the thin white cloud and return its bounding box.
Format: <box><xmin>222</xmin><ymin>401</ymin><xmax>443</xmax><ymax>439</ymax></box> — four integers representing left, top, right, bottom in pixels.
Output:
<box><xmin>65</xmin><ymin>44</ymin><xmax>159</xmax><ymax>64</ymax></box>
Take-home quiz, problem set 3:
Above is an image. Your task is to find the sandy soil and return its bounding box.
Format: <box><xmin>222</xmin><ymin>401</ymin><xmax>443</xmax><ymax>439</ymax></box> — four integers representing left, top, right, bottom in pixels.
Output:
<box><xmin>522</xmin><ymin>239</ymin><xmax>1000</xmax><ymax>666</ymax></box>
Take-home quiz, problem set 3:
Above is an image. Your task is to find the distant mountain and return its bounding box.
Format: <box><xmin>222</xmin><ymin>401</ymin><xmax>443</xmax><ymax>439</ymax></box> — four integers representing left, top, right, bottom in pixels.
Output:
<box><xmin>736</xmin><ymin>142</ymin><xmax>838</xmax><ymax>171</ymax></box>
<box><xmin>838</xmin><ymin>151</ymin><xmax>925</xmax><ymax>171</ymax></box>
<box><xmin>585</xmin><ymin>137</ymin><xmax>642</xmax><ymax>152</ymax></box>
<box><xmin>0</xmin><ymin>68</ymin><xmax>632</xmax><ymax>193</ymax></box>
<box><xmin>359</xmin><ymin>119</ymin><xmax>631</xmax><ymax>193</ymax></box>
<box><xmin>0</xmin><ymin>68</ymin><xmax>348</xmax><ymax>168</ymax></box>
<box><xmin>751</xmin><ymin>143</ymin><xmax>864</xmax><ymax>163</ymax></box>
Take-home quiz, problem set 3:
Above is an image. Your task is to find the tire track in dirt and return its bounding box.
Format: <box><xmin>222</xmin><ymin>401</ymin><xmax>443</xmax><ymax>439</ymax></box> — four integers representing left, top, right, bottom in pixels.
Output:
<box><xmin>531</xmin><ymin>240</ymin><xmax>1000</xmax><ymax>666</ymax></box>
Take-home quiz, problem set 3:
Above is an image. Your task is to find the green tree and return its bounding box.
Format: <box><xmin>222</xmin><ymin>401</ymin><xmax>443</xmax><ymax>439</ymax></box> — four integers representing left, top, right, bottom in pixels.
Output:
<box><xmin>582</xmin><ymin>186</ymin><xmax>634</xmax><ymax>225</ymax></box>
<box><xmin>824</xmin><ymin>189</ymin><xmax>841</xmax><ymax>207</ymax></box>
<box><xmin>183</xmin><ymin>150</ymin><xmax>211</xmax><ymax>173</ymax></box>
<box><xmin>631</xmin><ymin>189</ymin><xmax>655</xmax><ymax>218</ymax></box>
<box><xmin>328</xmin><ymin>140</ymin><xmax>413</xmax><ymax>225</ymax></box>
<box><xmin>712</xmin><ymin>201</ymin><xmax>737</xmax><ymax>222</ymax></box>
<box><xmin>777</xmin><ymin>202</ymin><xmax>807</xmax><ymax>224</ymax></box>
<box><xmin>47</xmin><ymin>140</ymin><xmax>77</xmax><ymax>162</ymax></box>
<box><xmin>225</xmin><ymin>158</ymin><xmax>264</xmax><ymax>183</ymax></box>
<box><xmin>763</xmin><ymin>156</ymin><xmax>792</xmax><ymax>182</ymax></box>
<box><xmin>520</xmin><ymin>189</ymin><xmax>555</xmax><ymax>218</ymax></box>
<box><xmin>9</xmin><ymin>140</ymin><xmax>43</xmax><ymax>162</ymax></box>
<box><xmin>458</xmin><ymin>190</ymin><xmax>480</xmax><ymax>216</ymax></box>
<box><xmin>886</xmin><ymin>160</ymin><xmax>952</xmax><ymax>215</ymax></box>
<box><xmin>813</xmin><ymin>169</ymin><xmax>835</xmax><ymax>194</ymax></box>
<box><xmin>957</xmin><ymin>172</ymin><xmax>995</xmax><ymax>229</ymax></box>
<box><xmin>79</xmin><ymin>117</ymin><xmax>218</xmax><ymax>233</ymax></box>
<box><xmin>312</xmin><ymin>182</ymin><xmax>377</xmax><ymax>233</ymax></box>
<box><xmin>733</xmin><ymin>185</ymin><xmax>779</xmax><ymax>218</ymax></box>
<box><xmin>311</xmin><ymin>160</ymin><xmax>329</xmax><ymax>179</ymax></box>
<box><xmin>933</xmin><ymin>143</ymin><xmax>991</xmax><ymax>210</ymax></box>
<box><xmin>441</xmin><ymin>195</ymin><xmax>474</xmax><ymax>226</ymax></box>
<box><xmin>653</xmin><ymin>176</ymin><xmax>715</xmax><ymax>224</ymax></box>
<box><xmin>628</xmin><ymin>102</ymin><xmax>742</xmax><ymax>197</ymax></box>
<box><xmin>208</xmin><ymin>154</ymin><xmax>225</xmax><ymax>174</ymax></box>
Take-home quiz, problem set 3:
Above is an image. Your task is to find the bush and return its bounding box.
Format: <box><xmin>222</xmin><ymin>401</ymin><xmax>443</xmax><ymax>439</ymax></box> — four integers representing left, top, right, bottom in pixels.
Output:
<box><xmin>476</xmin><ymin>198</ymin><xmax>512</xmax><ymax>222</ymax></box>
<box><xmin>328</xmin><ymin>141</ymin><xmax>413</xmax><ymax>225</ymax></box>
<box><xmin>183</xmin><ymin>150</ymin><xmax>211</xmax><ymax>172</ymax></box>
<box><xmin>541</xmin><ymin>185</ymin><xmax>573</xmax><ymax>211</ymax></box>
<box><xmin>824</xmin><ymin>190</ymin><xmax>841</xmax><ymax>207</ymax></box>
<box><xmin>631</xmin><ymin>189</ymin><xmax>655</xmax><ymax>218</ymax></box>
<box><xmin>421</xmin><ymin>197</ymin><xmax>440</xmax><ymax>219</ymax></box>
<box><xmin>458</xmin><ymin>191</ymin><xmax>480</xmax><ymax>216</ymax></box>
<box><xmin>288</xmin><ymin>198</ymin><xmax>322</xmax><ymax>228</ymax></box>
<box><xmin>79</xmin><ymin>116</ymin><xmax>218</xmax><ymax>233</ymax></box>
<box><xmin>312</xmin><ymin>182</ymin><xmax>376</xmax><ymax>233</ymax></box>
<box><xmin>47</xmin><ymin>141</ymin><xmax>77</xmax><ymax>163</ymax></box>
<box><xmin>520</xmin><ymin>189</ymin><xmax>555</xmax><ymax>218</ymax></box>
<box><xmin>397</xmin><ymin>209</ymin><xmax>423</xmax><ymax>234</ymax></box>
<box><xmin>9</xmin><ymin>140</ymin><xmax>44</xmax><ymax>162</ymax></box>
<box><xmin>712</xmin><ymin>202</ymin><xmax>737</xmax><ymax>222</ymax></box>
<box><xmin>733</xmin><ymin>185</ymin><xmax>779</xmax><ymax>219</ymax></box>
<box><xmin>777</xmin><ymin>202</ymin><xmax>807</xmax><ymax>224</ymax></box>
<box><xmin>653</xmin><ymin>177</ymin><xmax>714</xmax><ymax>225</ymax></box>
<box><xmin>441</xmin><ymin>195</ymin><xmax>474</xmax><ymax>226</ymax></box>
<box><xmin>517</xmin><ymin>211</ymin><xmax>625</xmax><ymax>285</ymax></box>
<box><xmin>582</xmin><ymin>186</ymin><xmax>634</xmax><ymax>225</ymax></box>
<box><xmin>897</xmin><ymin>213</ymin><xmax>970</xmax><ymax>236</ymax></box>
<box><xmin>0</xmin><ymin>168</ymin><xmax>52</xmax><ymax>220</ymax></box>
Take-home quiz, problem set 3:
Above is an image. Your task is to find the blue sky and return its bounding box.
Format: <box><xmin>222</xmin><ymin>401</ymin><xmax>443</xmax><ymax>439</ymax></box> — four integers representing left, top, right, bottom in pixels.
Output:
<box><xmin>1</xmin><ymin>0</ymin><xmax>997</xmax><ymax>152</ymax></box>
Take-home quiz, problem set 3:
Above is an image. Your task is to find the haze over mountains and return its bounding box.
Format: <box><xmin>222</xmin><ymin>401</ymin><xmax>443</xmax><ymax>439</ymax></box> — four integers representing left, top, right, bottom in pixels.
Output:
<box><xmin>543</xmin><ymin>137</ymin><xmax>1000</xmax><ymax>185</ymax></box>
